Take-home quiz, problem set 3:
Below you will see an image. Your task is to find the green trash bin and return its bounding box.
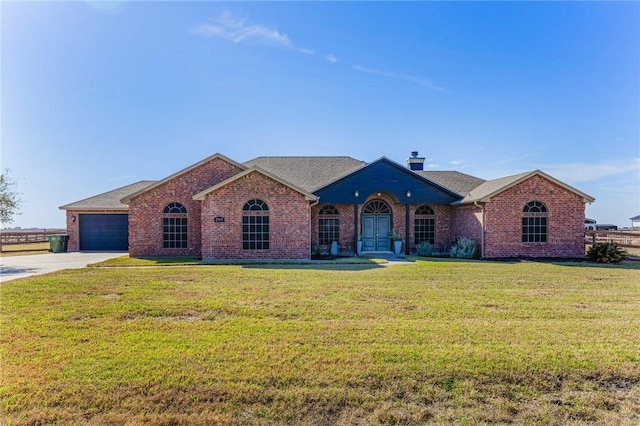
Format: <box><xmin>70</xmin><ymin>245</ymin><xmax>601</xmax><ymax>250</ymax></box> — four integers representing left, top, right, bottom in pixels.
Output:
<box><xmin>48</xmin><ymin>234</ymin><xmax>69</xmax><ymax>253</ymax></box>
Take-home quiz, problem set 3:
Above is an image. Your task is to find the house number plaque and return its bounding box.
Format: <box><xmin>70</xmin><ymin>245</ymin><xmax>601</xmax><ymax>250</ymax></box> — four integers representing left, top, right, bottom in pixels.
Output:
<box><xmin>214</xmin><ymin>217</ymin><xmax>225</xmax><ymax>222</ymax></box>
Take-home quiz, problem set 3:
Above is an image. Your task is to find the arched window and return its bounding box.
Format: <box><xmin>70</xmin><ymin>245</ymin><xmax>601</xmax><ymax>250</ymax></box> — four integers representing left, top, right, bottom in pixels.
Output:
<box><xmin>163</xmin><ymin>202</ymin><xmax>188</xmax><ymax>248</ymax></box>
<box><xmin>522</xmin><ymin>201</ymin><xmax>547</xmax><ymax>243</ymax></box>
<box><xmin>414</xmin><ymin>205</ymin><xmax>435</xmax><ymax>245</ymax></box>
<box><xmin>318</xmin><ymin>205</ymin><xmax>339</xmax><ymax>245</ymax></box>
<box><xmin>363</xmin><ymin>200</ymin><xmax>391</xmax><ymax>214</ymax></box>
<box><xmin>242</xmin><ymin>199</ymin><xmax>269</xmax><ymax>250</ymax></box>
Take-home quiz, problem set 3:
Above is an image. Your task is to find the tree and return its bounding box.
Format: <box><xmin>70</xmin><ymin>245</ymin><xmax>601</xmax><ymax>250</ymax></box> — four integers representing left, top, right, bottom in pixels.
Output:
<box><xmin>0</xmin><ymin>169</ymin><xmax>22</xmax><ymax>224</ymax></box>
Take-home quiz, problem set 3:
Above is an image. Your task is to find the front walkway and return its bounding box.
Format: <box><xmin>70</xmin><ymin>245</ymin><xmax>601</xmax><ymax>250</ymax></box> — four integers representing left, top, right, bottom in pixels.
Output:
<box><xmin>357</xmin><ymin>252</ymin><xmax>415</xmax><ymax>265</ymax></box>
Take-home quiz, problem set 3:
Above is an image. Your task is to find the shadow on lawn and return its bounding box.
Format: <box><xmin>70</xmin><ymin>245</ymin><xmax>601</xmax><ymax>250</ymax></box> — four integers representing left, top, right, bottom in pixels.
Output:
<box><xmin>242</xmin><ymin>262</ymin><xmax>385</xmax><ymax>271</ymax></box>
<box><xmin>483</xmin><ymin>256</ymin><xmax>640</xmax><ymax>270</ymax></box>
<box><xmin>227</xmin><ymin>256</ymin><xmax>386</xmax><ymax>271</ymax></box>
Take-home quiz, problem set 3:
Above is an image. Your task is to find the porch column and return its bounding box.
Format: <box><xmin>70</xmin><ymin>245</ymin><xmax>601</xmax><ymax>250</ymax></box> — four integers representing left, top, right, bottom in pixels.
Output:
<box><xmin>353</xmin><ymin>203</ymin><xmax>358</xmax><ymax>254</ymax></box>
<box><xmin>405</xmin><ymin>203</ymin><xmax>410</xmax><ymax>255</ymax></box>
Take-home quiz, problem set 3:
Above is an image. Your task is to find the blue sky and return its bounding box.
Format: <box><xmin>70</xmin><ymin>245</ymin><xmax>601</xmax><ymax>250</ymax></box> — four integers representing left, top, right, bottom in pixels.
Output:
<box><xmin>2</xmin><ymin>1</ymin><xmax>638</xmax><ymax>229</ymax></box>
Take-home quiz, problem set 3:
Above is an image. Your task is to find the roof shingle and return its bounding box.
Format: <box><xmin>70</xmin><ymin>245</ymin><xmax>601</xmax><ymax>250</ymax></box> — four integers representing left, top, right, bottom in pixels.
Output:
<box><xmin>59</xmin><ymin>181</ymin><xmax>157</xmax><ymax>210</ymax></box>
<box><xmin>243</xmin><ymin>156</ymin><xmax>366</xmax><ymax>192</ymax></box>
<box><xmin>416</xmin><ymin>171</ymin><xmax>486</xmax><ymax>197</ymax></box>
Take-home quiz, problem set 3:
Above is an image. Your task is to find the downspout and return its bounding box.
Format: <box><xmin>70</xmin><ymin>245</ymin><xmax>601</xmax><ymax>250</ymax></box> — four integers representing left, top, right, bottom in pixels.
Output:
<box><xmin>309</xmin><ymin>198</ymin><xmax>320</xmax><ymax>259</ymax></box>
<box><xmin>474</xmin><ymin>201</ymin><xmax>485</xmax><ymax>258</ymax></box>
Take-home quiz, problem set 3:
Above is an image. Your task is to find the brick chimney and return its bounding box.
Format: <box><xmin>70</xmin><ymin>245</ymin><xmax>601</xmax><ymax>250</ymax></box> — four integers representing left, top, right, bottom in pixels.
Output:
<box><xmin>406</xmin><ymin>151</ymin><xmax>425</xmax><ymax>171</ymax></box>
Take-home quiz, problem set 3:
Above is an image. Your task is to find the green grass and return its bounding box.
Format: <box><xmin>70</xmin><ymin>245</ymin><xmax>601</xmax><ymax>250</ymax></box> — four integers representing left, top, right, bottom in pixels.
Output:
<box><xmin>0</xmin><ymin>242</ymin><xmax>50</xmax><ymax>256</ymax></box>
<box><xmin>1</xmin><ymin>259</ymin><xmax>639</xmax><ymax>424</ymax></box>
<box><xmin>89</xmin><ymin>254</ymin><xmax>387</xmax><ymax>267</ymax></box>
<box><xmin>88</xmin><ymin>255</ymin><xmax>202</xmax><ymax>267</ymax></box>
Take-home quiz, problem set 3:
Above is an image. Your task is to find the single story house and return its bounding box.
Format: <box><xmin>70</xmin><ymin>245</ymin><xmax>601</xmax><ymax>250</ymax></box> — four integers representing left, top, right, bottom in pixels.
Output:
<box><xmin>60</xmin><ymin>151</ymin><xmax>595</xmax><ymax>259</ymax></box>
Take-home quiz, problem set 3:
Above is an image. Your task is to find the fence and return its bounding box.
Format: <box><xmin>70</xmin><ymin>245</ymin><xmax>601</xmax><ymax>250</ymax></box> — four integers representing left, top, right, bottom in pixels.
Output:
<box><xmin>585</xmin><ymin>230</ymin><xmax>640</xmax><ymax>253</ymax></box>
<box><xmin>1</xmin><ymin>229</ymin><xmax>66</xmax><ymax>245</ymax></box>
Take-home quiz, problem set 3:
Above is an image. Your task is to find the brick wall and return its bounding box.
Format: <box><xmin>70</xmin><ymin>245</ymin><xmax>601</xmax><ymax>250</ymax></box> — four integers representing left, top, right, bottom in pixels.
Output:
<box><xmin>451</xmin><ymin>204</ymin><xmax>484</xmax><ymax>251</ymax></box>
<box><xmin>310</xmin><ymin>203</ymin><xmax>357</xmax><ymax>254</ymax></box>
<box><xmin>128</xmin><ymin>157</ymin><xmax>244</xmax><ymax>258</ymax></box>
<box><xmin>200</xmin><ymin>171</ymin><xmax>311</xmax><ymax>259</ymax></box>
<box><xmin>483</xmin><ymin>175</ymin><xmax>586</xmax><ymax>258</ymax></box>
<box><xmin>408</xmin><ymin>204</ymin><xmax>452</xmax><ymax>252</ymax></box>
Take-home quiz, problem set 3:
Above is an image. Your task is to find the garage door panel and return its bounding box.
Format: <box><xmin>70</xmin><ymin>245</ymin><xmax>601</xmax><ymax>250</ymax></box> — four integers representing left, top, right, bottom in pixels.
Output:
<box><xmin>79</xmin><ymin>214</ymin><xmax>128</xmax><ymax>250</ymax></box>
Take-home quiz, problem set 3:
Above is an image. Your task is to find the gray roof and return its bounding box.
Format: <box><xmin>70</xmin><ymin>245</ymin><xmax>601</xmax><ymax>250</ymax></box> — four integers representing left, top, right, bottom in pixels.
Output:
<box><xmin>60</xmin><ymin>158</ymin><xmax>595</xmax><ymax>211</ymax></box>
<box><xmin>121</xmin><ymin>153</ymin><xmax>247</xmax><ymax>204</ymax></box>
<box><xmin>60</xmin><ymin>181</ymin><xmax>157</xmax><ymax>210</ymax></box>
<box><xmin>243</xmin><ymin>156</ymin><xmax>366</xmax><ymax>192</ymax></box>
<box><xmin>416</xmin><ymin>171</ymin><xmax>486</xmax><ymax>197</ymax></box>
<box><xmin>456</xmin><ymin>171</ymin><xmax>532</xmax><ymax>204</ymax></box>
<box><xmin>453</xmin><ymin>170</ymin><xmax>595</xmax><ymax>204</ymax></box>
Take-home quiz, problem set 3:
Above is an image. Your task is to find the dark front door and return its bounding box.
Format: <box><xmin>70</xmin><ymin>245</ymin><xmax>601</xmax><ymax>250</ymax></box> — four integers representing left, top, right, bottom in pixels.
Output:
<box><xmin>362</xmin><ymin>215</ymin><xmax>391</xmax><ymax>251</ymax></box>
<box><xmin>362</xmin><ymin>200</ymin><xmax>392</xmax><ymax>251</ymax></box>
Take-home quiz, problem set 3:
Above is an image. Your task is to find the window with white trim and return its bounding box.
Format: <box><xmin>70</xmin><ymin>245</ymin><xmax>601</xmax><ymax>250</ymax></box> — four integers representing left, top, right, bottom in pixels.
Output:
<box><xmin>522</xmin><ymin>201</ymin><xmax>547</xmax><ymax>243</ymax></box>
<box><xmin>163</xmin><ymin>202</ymin><xmax>188</xmax><ymax>248</ymax></box>
<box><xmin>242</xmin><ymin>199</ymin><xmax>269</xmax><ymax>250</ymax></box>
<box><xmin>414</xmin><ymin>205</ymin><xmax>435</xmax><ymax>245</ymax></box>
<box><xmin>318</xmin><ymin>205</ymin><xmax>339</xmax><ymax>246</ymax></box>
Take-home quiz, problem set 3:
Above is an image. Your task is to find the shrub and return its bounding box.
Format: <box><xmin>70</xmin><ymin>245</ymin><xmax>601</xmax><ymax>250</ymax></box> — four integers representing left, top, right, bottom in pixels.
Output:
<box><xmin>450</xmin><ymin>238</ymin><xmax>476</xmax><ymax>259</ymax></box>
<box><xmin>416</xmin><ymin>241</ymin><xmax>433</xmax><ymax>257</ymax></box>
<box><xmin>587</xmin><ymin>241</ymin><xmax>628</xmax><ymax>264</ymax></box>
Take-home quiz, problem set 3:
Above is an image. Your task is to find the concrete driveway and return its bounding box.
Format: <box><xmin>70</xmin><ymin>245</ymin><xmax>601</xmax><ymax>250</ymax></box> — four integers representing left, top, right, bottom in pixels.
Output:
<box><xmin>0</xmin><ymin>252</ymin><xmax>126</xmax><ymax>283</ymax></box>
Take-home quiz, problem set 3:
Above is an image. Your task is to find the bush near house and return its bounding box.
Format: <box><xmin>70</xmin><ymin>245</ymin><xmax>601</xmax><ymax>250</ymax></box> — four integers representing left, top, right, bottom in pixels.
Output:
<box><xmin>450</xmin><ymin>237</ymin><xmax>477</xmax><ymax>259</ymax></box>
<box><xmin>415</xmin><ymin>241</ymin><xmax>433</xmax><ymax>257</ymax></box>
<box><xmin>587</xmin><ymin>241</ymin><xmax>628</xmax><ymax>264</ymax></box>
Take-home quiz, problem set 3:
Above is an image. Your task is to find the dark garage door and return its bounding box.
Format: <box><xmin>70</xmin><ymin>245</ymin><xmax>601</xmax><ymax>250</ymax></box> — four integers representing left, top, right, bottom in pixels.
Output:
<box><xmin>79</xmin><ymin>214</ymin><xmax>128</xmax><ymax>250</ymax></box>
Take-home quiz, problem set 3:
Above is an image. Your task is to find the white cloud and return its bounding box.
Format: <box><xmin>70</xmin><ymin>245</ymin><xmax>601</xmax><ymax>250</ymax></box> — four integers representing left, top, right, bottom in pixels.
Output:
<box><xmin>450</xmin><ymin>160</ymin><xmax>463</xmax><ymax>166</ymax></box>
<box><xmin>193</xmin><ymin>11</ymin><xmax>313</xmax><ymax>54</ymax></box>
<box><xmin>325</xmin><ymin>54</ymin><xmax>339</xmax><ymax>64</ymax></box>
<box><xmin>426</xmin><ymin>163</ymin><xmax>439</xmax><ymax>169</ymax></box>
<box><xmin>194</xmin><ymin>11</ymin><xmax>445</xmax><ymax>91</ymax></box>
<box><xmin>539</xmin><ymin>157</ymin><xmax>640</xmax><ymax>183</ymax></box>
<box><xmin>352</xmin><ymin>65</ymin><xmax>444</xmax><ymax>91</ymax></box>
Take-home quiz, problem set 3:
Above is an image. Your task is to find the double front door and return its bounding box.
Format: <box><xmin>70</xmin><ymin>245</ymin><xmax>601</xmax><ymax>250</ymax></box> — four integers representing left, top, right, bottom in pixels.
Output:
<box><xmin>362</xmin><ymin>214</ymin><xmax>391</xmax><ymax>252</ymax></box>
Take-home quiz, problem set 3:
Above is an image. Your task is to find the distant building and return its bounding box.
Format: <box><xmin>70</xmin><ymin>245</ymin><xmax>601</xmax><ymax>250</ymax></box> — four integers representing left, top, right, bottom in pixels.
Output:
<box><xmin>631</xmin><ymin>215</ymin><xmax>640</xmax><ymax>230</ymax></box>
<box><xmin>585</xmin><ymin>218</ymin><xmax>597</xmax><ymax>230</ymax></box>
<box><xmin>596</xmin><ymin>224</ymin><xmax>618</xmax><ymax>231</ymax></box>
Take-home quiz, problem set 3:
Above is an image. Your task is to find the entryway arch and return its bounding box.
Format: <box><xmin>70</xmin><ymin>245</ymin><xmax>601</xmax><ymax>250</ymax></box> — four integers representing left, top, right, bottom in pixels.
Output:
<box><xmin>362</xmin><ymin>199</ymin><xmax>391</xmax><ymax>252</ymax></box>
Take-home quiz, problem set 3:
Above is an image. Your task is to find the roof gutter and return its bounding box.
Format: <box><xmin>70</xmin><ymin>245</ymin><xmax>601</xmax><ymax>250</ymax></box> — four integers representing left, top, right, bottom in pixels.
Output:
<box><xmin>474</xmin><ymin>201</ymin><xmax>485</xmax><ymax>258</ymax></box>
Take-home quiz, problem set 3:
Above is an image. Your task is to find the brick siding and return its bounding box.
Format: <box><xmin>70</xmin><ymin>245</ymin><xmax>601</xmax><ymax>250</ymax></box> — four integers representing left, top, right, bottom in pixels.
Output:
<box><xmin>311</xmin><ymin>203</ymin><xmax>357</xmax><ymax>254</ymax></box>
<box><xmin>451</xmin><ymin>204</ymin><xmax>484</xmax><ymax>252</ymax></box>
<box><xmin>408</xmin><ymin>204</ymin><xmax>452</xmax><ymax>252</ymax></box>
<box><xmin>128</xmin><ymin>157</ymin><xmax>244</xmax><ymax>257</ymax></box>
<box><xmin>200</xmin><ymin>171</ymin><xmax>311</xmax><ymax>260</ymax></box>
<box><xmin>483</xmin><ymin>175</ymin><xmax>586</xmax><ymax>258</ymax></box>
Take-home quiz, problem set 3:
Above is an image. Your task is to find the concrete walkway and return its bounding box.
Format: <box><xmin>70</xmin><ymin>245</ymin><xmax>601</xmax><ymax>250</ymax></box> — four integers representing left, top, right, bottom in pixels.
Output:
<box><xmin>374</xmin><ymin>255</ymin><xmax>415</xmax><ymax>266</ymax></box>
<box><xmin>0</xmin><ymin>252</ymin><xmax>126</xmax><ymax>283</ymax></box>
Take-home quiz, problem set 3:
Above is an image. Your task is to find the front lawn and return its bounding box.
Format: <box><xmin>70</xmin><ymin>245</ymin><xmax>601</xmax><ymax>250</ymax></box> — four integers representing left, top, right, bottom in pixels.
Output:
<box><xmin>0</xmin><ymin>242</ymin><xmax>50</xmax><ymax>256</ymax></box>
<box><xmin>1</xmin><ymin>259</ymin><xmax>638</xmax><ymax>424</ymax></box>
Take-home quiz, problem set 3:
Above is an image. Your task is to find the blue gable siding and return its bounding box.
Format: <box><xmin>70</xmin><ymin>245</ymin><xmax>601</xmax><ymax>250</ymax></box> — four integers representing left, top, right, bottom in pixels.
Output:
<box><xmin>314</xmin><ymin>158</ymin><xmax>461</xmax><ymax>204</ymax></box>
